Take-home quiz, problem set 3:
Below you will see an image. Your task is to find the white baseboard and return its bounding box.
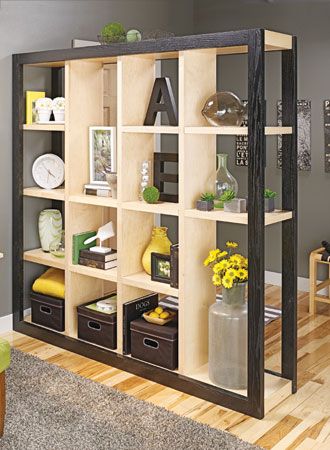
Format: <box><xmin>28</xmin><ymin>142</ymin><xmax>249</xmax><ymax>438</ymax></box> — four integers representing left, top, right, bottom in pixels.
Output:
<box><xmin>0</xmin><ymin>314</ymin><xmax>13</xmax><ymax>334</ymax></box>
<box><xmin>266</xmin><ymin>271</ymin><xmax>327</xmax><ymax>295</ymax></box>
<box><xmin>0</xmin><ymin>308</ymin><xmax>31</xmax><ymax>334</ymax></box>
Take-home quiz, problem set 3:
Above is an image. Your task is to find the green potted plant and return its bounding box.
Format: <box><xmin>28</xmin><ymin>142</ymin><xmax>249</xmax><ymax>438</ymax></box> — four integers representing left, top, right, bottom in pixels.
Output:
<box><xmin>220</xmin><ymin>189</ymin><xmax>246</xmax><ymax>213</ymax></box>
<box><xmin>196</xmin><ymin>193</ymin><xmax>215</xmax><ymax>211</ymax></box>
<box><xmin>264</xmin><ymin>188</ymin><xmax>277</xmax><ymax>212</ymax></box>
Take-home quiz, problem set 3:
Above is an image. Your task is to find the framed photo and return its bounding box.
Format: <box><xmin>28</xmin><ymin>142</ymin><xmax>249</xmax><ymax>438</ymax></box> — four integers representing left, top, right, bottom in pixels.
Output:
<box><xmin>151</xmin><ymin>252</ymin><xmax>171</xmax><ymax>284</ymax></box>
<box><xmin>89</xmin><ymin>126</ymin><xmax>116</xmax><ymax>185</ymax></box>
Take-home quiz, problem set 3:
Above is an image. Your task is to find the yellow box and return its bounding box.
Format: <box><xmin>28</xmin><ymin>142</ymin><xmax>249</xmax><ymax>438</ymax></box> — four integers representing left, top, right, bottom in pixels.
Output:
<box><xmin>26</xmin><ymin>90</ymin><xmax>45</xmax><ymax>124</ymax></box>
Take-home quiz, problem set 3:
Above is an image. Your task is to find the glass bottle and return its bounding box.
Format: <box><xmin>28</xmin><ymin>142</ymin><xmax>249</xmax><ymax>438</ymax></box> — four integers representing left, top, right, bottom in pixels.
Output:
<box><xmin>139</xmin><ymin>160</ymin><xmax>152</xmax><ymax>200</ymax></box>
<box><xmin>215</xmin><ymin>153</ymin><xmax>238</xmax><ymax>208</ymax></box>
<box><xmin>142</xmin><ymin>227</ymin><xmax>172</xmax><ymax>275</ymax></box>
<box><xmin>209</xmin><ymin>283</ymin><xmax>247</xmax><ymax>390</ymax></box>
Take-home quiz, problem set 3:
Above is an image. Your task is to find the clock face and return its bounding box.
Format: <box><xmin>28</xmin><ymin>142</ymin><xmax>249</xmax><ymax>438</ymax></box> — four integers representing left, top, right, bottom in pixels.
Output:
<box><xmin>32</xmin><ymin>154</ymin><xmax>65</xmax><ymax>190</ymax></box>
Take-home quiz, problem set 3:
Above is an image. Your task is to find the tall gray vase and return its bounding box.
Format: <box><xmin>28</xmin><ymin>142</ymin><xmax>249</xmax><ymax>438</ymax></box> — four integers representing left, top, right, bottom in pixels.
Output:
<box><xmin>38</xmin><ymin>209</ymin><xmax>62</xmax><ymax>252</ymax></box>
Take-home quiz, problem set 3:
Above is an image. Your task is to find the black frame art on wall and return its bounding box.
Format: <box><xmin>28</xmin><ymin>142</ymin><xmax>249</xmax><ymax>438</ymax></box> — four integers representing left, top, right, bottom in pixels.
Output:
<box><xmin>277</xmin><ymin>99</ymin><xmax>311</xmax><ymax>171</ymax></box>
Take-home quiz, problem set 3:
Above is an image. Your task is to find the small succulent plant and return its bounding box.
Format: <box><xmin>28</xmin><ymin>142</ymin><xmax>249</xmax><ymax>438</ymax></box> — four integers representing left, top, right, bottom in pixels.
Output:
<box><xmin>220</xmin><ymin>189</ymin><xmax>236</xmax><ymax>203</ymax></box>
<box><xmin>143</xmin><ymin>186</ymin><xmax>160</xmax><ymax>204</ymax></box>
<box><xmin>100</xmin><ymin>22</ymin><xmax>126</xmax><ymax>43</ymax></box>
<box><xmin>200</xmin><ymin>192</ymin><xmax>215</xmax><ymax>202</ymax></box>
<box><xmin>264</xmin><ymin>188</ymin><xmax>277</xmax><ymax>199</ymax></box>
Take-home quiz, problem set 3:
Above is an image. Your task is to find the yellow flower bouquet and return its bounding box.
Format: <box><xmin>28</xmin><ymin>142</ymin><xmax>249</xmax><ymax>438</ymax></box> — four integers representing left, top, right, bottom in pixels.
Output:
<box><xmin>204</xmin><ymin>241</ymin><xmax>248</xmax><ymax>289</ymax></box>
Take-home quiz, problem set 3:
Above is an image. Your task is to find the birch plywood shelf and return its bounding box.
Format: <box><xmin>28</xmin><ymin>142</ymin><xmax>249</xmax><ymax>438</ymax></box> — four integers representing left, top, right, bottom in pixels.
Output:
<box><xmin>184</xmin><ymin>209</ymin><xmax>293</xmax><ymax>226</ymax></box>
<box><xmin>23</xmin><ymin>248</ymin><xmax>65</xmax><ymax>270</ymax></box>
<box><xmin>13</xmin><ymin>28</ymin><xmax>297</xmax><ymax>419</ymax></box>
<box><xmin>23</xmin><ymin>123</ymin><xmax>65</xmax><ymax>131</ymax></box>
<box><xmin>23</xmin><ymin>187</ymin><xmax>65</xmax><ymax>201</ymax></box>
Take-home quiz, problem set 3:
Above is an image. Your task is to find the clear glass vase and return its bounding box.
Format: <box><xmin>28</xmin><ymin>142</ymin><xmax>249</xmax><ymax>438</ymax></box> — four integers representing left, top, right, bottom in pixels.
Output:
<box><xmin>215</xmin><ymin>154</ymin><xmax>238</xmax><ymax>208</ymax></box>
<box><xmin>202</xmin><ymin>91</ymin><xmax>247</xmax><ymax>127</ymax></box>
<box><xmin>209</xmin><ymin>283</ymin><xmax>247</xmax><ymax>390</ymax></box>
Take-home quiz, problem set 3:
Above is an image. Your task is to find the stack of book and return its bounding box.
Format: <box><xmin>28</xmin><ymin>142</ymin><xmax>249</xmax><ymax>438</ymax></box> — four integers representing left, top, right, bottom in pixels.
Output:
<box><xmin>79</xmin><ymin>248</ymin><xmax>117</xmax><ymax>270</ymax></box>
<box><xmin>84</xmin><ymin>183</ymin><xmax>111</xmax><ymax>197</ymax></box>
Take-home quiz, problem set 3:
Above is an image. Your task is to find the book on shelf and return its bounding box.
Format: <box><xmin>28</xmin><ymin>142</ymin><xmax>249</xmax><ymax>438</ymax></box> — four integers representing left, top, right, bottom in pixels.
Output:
<box><xmin>72</xmin><ymin>231</ymin><xmax>97</xmax><ymax>265</ymax></box>
<box><xmin>84</xmin><ymin>184</ymin><xmax>110</xmax><ymax>191</ymax></box>
<box><xmin>159</xmin><ymin>295</ymin><xmax>179</xmax><ymax>311</ymax></box>
<box><xmin>123</xmin><ymin>293</ymin><xmax>159</xmax><ymax>355</ymax></box>
<box><xmin>84</xmin><ymin>188</ymin><xmax>111</xmax><ymax>197</ymax></box>
<box><xmin>79</xmin><ymin>249</ymin><xmax>117</xmax><ymax>263</ymax></box>
<box><xmin>78</xmin><ymin>257</ymin><xmax>117</xmax><ymax>270</ymax></box>
<box><xmin>170</xmin><ymin>244</ymin><xmax>179</xmax><ymax>288</ymax></box>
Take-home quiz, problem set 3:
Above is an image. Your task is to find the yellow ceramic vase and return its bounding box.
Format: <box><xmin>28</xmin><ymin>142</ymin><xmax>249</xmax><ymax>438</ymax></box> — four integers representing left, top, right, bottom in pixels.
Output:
<box><xmin>142</xmin><ymin>227</ymin><xmax>172</xmax><ymax>275</ymax></box>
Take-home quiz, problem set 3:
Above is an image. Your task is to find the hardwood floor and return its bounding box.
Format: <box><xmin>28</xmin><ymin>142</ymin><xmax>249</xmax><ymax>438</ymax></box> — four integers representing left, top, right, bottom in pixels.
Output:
<box><xmin>2</xmin><ymin>285</ymin><xmax>330</xmax><ymax>449</ymax></box>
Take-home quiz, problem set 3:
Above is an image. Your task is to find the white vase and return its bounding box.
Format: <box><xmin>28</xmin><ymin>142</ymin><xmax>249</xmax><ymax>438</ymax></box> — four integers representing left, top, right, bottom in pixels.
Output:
<box><xmin>37</xmin><ymin>108</ymin><xmax>52</xmax><ymax>122</ymax></box>
<box><xmin>53</xmin><ymin>110</ymin><xmax>65</xmax><ymax>122</ymax></box>
<box><xmin>38</xmin><ymin>209</ymin><xmax>62</xmax><ymax>252</ymax></box>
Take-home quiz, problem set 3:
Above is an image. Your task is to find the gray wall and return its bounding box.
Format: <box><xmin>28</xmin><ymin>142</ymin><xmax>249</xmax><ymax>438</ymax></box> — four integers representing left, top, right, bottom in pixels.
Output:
<box><xmin>195</xmin><ymin>0</ymin><xmax>330</xmax><ymax>279</ymax></box>
<box><xmin>0</xmin><ymin>0</ymin><xmax>194</xmax><ymax>318</ymax></box>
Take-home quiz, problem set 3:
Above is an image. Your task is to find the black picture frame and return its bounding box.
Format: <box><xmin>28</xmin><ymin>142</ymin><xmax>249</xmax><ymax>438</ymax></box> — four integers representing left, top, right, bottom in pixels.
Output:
<box><xmin>151</xmin><ymin>252</ymin><xmax>171</xmax><ymax>284</ymax></box>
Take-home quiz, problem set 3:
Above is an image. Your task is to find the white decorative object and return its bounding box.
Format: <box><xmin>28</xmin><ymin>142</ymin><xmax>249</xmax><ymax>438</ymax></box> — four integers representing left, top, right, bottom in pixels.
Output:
<box><xmin>32</xmin><ymin>154</ymin><xmax>65</xmax><ymax>190</ymax></box>
<box><xmin>139</xmin><ymin>160</ymin><xmax>152</xmax><ymax>200</ymax></box>
<box><xmin>84</xmin><ymin>221</ymin><xmax>115</xmax><ymax>254</ymax></box>
<box><xmin>52</xmin><ymin>97</ymin><xmax>65</xmax><ymax>122</ymax></box>
<box><xmin>126</xmin><ymin>29</ymin><xmax>142</xmax><ymax>42</ymax></box>
<box><xmin>36</xmin><ymin>97</ymin><xmax>52</xmax><ymax>122</ymax></box>
<box><xmin>89</xmin><ymin>127</ymin><xmax>116</xmax><ymax>185</ymax></box>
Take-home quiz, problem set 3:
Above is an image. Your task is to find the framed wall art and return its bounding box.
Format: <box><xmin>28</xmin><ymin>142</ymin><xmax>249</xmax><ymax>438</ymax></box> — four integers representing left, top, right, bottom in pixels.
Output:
<box><xmin>277</xmin><ymin>100</ymin><xmax>311</xmax><ymax>171</ymax></box>
<box><xmin>235</xmin><ymin>100</ymin><xmax>248</xmax><ymax>166</ymax></box>
<box><xmin>89</xmin><ymin>126</ymin><xmax>116</xmax><ymax>185</ymax></box>
<box><xmin>324</xmin><ymin>100</ymin><xmax>330</xmax><ymax>172</ymax></box>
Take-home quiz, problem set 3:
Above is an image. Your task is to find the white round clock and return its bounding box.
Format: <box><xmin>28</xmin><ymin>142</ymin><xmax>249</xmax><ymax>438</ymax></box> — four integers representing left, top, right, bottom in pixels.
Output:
<box><xmin>32</xmin><ymin>154</ymin><xmax>65</xmax><ymax>190</ymax></box>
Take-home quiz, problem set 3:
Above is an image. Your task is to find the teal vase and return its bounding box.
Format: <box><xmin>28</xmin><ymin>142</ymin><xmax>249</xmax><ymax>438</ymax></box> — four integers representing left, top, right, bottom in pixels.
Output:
<box><xmin>38</xmin><ymin>209</ymin><xmax>62</xmax><ymax>252</ymax></box>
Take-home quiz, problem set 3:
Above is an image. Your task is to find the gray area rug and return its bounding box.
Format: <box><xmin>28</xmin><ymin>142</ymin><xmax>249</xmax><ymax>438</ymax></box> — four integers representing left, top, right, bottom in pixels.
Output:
<box><xmin>0</xmin><ymin>349</ymin><xmax>260</xmax><ymax>450</ymax></box>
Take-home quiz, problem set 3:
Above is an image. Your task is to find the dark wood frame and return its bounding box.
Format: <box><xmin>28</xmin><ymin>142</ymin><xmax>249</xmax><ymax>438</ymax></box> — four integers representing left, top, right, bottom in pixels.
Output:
<box><xmin>151</xmin><ymin>252</ymin><xmax>171</xmax><ymax>284</ymax></box>
<box><xmin>12</xmin><ymin>29</ymin><xmax>297</xmax><ymax>419</ymax></box>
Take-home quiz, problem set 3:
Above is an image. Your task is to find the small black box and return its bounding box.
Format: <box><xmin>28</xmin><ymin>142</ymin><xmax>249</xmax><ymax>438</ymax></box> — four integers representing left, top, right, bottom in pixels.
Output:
<box><xmin>130</xmin><ymin>317</ymin><xmax>178</xmax><ymax>370</ymax></box>
<box><xmin>77</xmin><ymin>298</ymin><xmax>117</xmax><ymax>350</ymax></box>
<box><xmin>31</xmin><ymin>292</ymin><xmax>65</xmax><ymax>332</ymax></box>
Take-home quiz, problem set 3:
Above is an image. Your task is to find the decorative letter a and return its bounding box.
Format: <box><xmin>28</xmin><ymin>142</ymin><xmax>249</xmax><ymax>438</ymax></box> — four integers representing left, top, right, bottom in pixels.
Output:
<box><xmin>144</xmin><ymin>77</ymin><xmax>178</xmax><ymax>126</ymax></box>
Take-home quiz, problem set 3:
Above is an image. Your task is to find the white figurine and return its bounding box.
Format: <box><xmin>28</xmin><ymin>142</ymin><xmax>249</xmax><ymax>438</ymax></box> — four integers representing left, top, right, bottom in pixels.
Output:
<box><xmin>84</xmin><ymin>221</ymin><xmax>115</xmax><ymax>254</ymax></box>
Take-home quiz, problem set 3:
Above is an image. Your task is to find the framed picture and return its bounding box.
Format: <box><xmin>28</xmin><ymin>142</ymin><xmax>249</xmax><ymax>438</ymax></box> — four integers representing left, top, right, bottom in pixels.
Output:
<box><xmin>26</xmin><ymin>91</ymin><xmax>45</xmax><ymax>125</ymax></box>
<box><xmin>151</xmin><ymin>252</ymin><xmax>171</xmax><ymax>284</ymax></box>
<box><xmin>89</xmin><ymin>126</ymin><xmax>116</xmax><ymax>185</ymax></box>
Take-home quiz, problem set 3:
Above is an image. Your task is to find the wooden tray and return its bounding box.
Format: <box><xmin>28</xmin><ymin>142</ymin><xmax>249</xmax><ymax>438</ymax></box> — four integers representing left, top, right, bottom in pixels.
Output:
<box><xmin>143</xmin><ymin>309</ymin><xmax>176</xmax><ymax>326</ymax></box>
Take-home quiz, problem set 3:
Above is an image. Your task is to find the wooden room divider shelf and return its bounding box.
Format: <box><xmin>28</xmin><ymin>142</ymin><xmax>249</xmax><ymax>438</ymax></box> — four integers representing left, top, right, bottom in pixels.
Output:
<box><xmin>13</xmin><ymin>29</ymin><xmax>298</xmax><ymax>419</ymax></box>
<box><xmin>23</xmin><ymin>187</ymin><xmax>65</xmax><ymax>201</ymax></box>
<box><xmin>23</xmin><ymin>123</ymin><xmax>65</xmax><ymax>131</ymax></box>
<box><xmin>184</xmin><ymin>126</ymin><xmax>292</xmax><ymax>135</ymax></box>
<box><xmin>68</xmin><ymin>194</ymin><xmax>118</xmax><ymax>208</ymax></box>
<box><xmin>69</xmin><ymin>264</ymin><xmax>118</xmax><ymax>283</ymax></box>
<box><xmin>23</xmin><ymin>248</ymin><xmax>66</xmax><ymax>270</ymax></box>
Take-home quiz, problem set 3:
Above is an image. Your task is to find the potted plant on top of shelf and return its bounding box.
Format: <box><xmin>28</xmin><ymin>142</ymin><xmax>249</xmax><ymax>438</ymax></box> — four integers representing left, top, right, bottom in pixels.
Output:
<box><xmin>220</xmin><ymin>189</ymin><xmax>246</xmax><ymax>213</ymax></box>
<box><xmin>264</xmin><ymin>188</ymin><xmax>277</xmax><ymax>212</ymax></box>
<box><xmin>204</xmin><ymin>241</ymin><xmax>248</xmax><ymax>389</ymax></box>
<box><xmin>196</xmin><ymin>192</ymin><xmax>215</xmax><ymax>211</ymax></box>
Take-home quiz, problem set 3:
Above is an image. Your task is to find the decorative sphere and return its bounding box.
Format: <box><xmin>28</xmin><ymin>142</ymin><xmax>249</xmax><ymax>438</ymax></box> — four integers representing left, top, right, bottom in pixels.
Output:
<box><xmin>127</xmin><ymin>29</ymin><xmax>142</xmax><ymax>42</ymax></box>
<box><xmin>202</xmin><ymin>91</ymin><xmax>247</xmax><ymax>127</ymax></box>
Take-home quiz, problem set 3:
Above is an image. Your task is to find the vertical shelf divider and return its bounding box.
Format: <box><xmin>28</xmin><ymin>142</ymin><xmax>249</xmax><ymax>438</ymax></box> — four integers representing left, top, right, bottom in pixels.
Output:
<box><xmin>179</xmin><ymin>49</ymin><xmax>217</xmax><ymax>375</ymax></box>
